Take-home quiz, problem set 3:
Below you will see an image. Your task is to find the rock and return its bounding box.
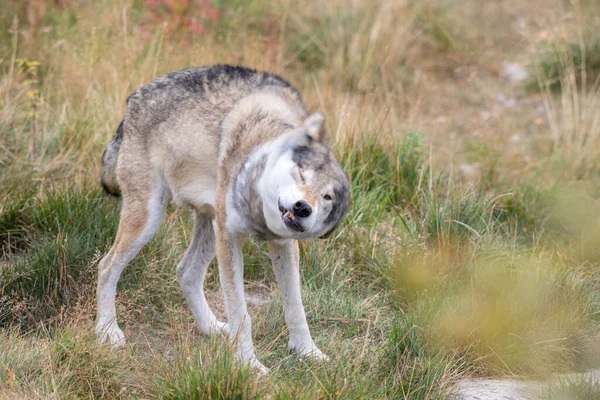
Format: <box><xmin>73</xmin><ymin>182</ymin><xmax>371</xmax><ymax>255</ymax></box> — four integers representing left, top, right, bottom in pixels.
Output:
<box><xmin>497</xmin><ymin>94</ymin><xmax>517</xmax><ymax>108</ymax></box>
<box><xmin>501</xmin><ymin>62</ymin><xmax>529</xmax><ymax>83</ymax></box>
<box><xmin>451</xmin><ymin>378</ymin><xmax>542</xmax><ymax>400</ymax></box>
<box><xmin>451</xmin><ymin>369</ymin><xmax>600</xmax><ymax>400</ymax></box>
<box><xmin>479</xmin><ymin>111</ymin><xmax>493</xmax><ymax>121</ymax></box>
<box><xmin>246</xmin><ymin>293</ymin><xmax>271</xmax><ymax>306</ymax></box>
<box><xmin>460</xmin><ymin>162</ymin><xmax>481</xmax><ymax>178</ymax></box>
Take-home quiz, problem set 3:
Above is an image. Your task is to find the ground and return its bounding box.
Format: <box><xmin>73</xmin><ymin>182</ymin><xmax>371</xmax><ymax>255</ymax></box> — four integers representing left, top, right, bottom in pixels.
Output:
<box><xmin>1</xmin><ymin>0</ymin><xmax>600</xmax><ymax>399</ymax></box>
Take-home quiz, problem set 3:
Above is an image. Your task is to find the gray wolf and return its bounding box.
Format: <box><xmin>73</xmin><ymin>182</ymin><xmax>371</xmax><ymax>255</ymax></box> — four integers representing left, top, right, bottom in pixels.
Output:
<box><xmin>96</xmin><ymin>65</ymin><xmax>350</xmax><ymax>372</ymax></box>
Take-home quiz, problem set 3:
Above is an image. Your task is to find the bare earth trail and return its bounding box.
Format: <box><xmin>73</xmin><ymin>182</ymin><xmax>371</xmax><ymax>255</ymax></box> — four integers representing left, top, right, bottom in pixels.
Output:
<box><xmin>452</xmin><ymin>370</ymin><xmax>600</xmax><ymax>399</ymax></box>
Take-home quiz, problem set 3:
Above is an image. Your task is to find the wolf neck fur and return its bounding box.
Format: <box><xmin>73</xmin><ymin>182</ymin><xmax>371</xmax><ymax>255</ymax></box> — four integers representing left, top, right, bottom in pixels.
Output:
<box><xmin>229</xmin><ymin>152</ymin><xmax>273</xmax><ymax>240</ymax></box>
<box><xmin>222</xmin><ymin>91</ymin><xmax>305</xmax><ymax>240</ymax></box>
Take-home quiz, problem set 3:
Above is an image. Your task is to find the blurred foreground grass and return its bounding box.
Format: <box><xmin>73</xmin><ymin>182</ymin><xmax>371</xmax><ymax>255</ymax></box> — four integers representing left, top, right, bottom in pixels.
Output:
<box><xmin>2</xmin><ymin>0</ymin><xmax>600</xmax><ymax>398</ymax></box>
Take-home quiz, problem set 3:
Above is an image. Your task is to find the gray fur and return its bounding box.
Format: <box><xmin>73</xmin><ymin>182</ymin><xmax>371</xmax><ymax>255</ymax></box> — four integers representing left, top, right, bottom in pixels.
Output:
<box><xmin>101</xmin><ymin>64</ymin><xmax>348</xmax><ymax>238</ymax></box>
<box><xmin>292</xmin><ymin>141</ymin><xmax>350</xmax><ymax>237</ymax></box>
<box><xmin>96</xmin><ymin>65</ymin><xmax>351</xmax><ymax>371</ymax></box>
<box><xmin>231</xmin><ymin>155</ymin><xmax>272</xmax><ymax>240</ymax></box>
<box><xmin>124</xmin><ymin>65</ymin><xmax>303</xmax><ymax>147</ymax></box>
<box><xmin>101</xmin><ymin>120</ymin><xmax>123</xmax><ymax>196</ymax></box>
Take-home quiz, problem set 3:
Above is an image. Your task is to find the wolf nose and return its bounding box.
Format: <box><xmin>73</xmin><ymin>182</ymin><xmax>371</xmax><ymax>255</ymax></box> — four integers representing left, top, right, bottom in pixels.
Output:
<box><xmin>293</xmin><ymin>200</ymin><xmax>312</xmax><ymax>218</ymax></box>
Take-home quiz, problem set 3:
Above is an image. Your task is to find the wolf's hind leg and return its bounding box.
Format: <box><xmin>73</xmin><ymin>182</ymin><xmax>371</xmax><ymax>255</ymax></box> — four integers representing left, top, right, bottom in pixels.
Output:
<box><xmin>96</xmin><ymin>183</ymin><xmax>167</xmax><ymax>348</ymax></box>
<box><xmin>269</xmin><ymin>239</ymin><xmax>328</xmax><ymax>361</ymax></box>
<box><xmin>177</xmin><ymin>213</ymin><xmax>228</xmax><ymax>337</ymax></box>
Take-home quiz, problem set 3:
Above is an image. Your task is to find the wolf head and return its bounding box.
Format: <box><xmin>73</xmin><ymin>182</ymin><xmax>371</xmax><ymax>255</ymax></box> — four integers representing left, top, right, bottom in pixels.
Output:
<box><xmin>259</xmin><ymin>113</ymin><xmax>350</xmax><ymax>240</ymax></box>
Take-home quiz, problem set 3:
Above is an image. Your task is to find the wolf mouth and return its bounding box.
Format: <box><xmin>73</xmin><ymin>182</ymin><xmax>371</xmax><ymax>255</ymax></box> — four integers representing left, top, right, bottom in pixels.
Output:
<box><xmin>278</xmin><ymin>199</ymin><xmax>305</xmax><ymax>232</ymax></box>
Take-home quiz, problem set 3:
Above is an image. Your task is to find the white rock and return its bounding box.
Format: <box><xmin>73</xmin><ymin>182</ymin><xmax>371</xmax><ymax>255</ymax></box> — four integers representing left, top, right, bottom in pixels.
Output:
<box><xmin>246</xmin><ymin>293</ymin><xmax>271</xmax><ymax>306</ymax></box>
<box><xmin>452</xmin><ymin>378</ymin><xmax>542</xmax><ymax>400</ymax></box>
<box><xmin>480</xmin><ymin>111</ymin><xmax>493</xmax><ymax>121</ymax></box>
<box><xmin>497</xmin><ymin>94</ymin><xmax>517</xmax><ymax>108</ymax></box>
<box><xmin>451</xmin><ymin>369</ymin><xmax>600</xmax><ymax>400</ymax></box>
<box><xmin>460</xmin><ymin>162</ymin><xmax>481</xmax><ymax>177</ymax></box>
<box><xmin>501</xmin><ymin>62</ymin><xmax>529</xmax><ymax>83</ymax></box>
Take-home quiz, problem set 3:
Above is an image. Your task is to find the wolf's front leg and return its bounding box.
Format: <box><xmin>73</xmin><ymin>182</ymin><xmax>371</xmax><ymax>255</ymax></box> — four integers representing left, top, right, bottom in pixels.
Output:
<box><xmin>268</xmin><ymin>239</ymin><xmax>329</xmax><ymax>361</ymax></box>
<box><xmin>215</xmin><ymin>225</ymin><xmax>268</xmax><ymax>374</ymax></box>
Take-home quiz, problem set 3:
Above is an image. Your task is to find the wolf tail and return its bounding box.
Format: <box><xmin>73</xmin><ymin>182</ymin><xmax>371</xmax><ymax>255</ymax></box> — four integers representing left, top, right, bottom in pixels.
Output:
<box><xmin>101</xmin><ymin>120</ymin><xmax>124</xmax><ymax>196</ymax></box>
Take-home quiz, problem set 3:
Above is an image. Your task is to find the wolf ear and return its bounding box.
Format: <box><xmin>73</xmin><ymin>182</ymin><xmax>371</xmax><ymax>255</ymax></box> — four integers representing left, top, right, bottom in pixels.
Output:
<box><xmin>304</xmin><ymin>112</ymin><xmax>326</xmax><ymax>142</ymax></box>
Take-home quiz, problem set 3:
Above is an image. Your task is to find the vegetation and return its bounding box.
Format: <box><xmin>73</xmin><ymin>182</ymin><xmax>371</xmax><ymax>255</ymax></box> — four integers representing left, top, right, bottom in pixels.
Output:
<box><xmin>542</xmin><ymin>376</ymin><xmax>600</xmax><ymax>400</ymax></box>
<box><xmin>1</xmin><ymin>0</ymin><xmax>600</xmax><ymax>398</ymax></box>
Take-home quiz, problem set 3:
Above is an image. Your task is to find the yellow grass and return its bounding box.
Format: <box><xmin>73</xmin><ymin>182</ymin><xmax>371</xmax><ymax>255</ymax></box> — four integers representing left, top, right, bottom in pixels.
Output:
<box><xmin>2</xmin><ymin>0</ymin><xmax>600</xmax><ymax>397</ymax></box>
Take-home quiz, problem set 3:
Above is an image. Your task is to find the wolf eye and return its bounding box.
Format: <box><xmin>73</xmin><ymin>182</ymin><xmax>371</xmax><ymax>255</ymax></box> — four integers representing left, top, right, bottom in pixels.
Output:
<box><xmin>323</xmin><ymin>194</ymin><xmax>332</xmax><ymax>201</ymax></box>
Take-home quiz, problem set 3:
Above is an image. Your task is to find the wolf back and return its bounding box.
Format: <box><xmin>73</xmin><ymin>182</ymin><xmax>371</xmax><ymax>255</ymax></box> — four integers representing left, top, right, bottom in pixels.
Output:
<box><xmin>101</xmin><ymin>65</ymin><xmax>305</xmax><ymax>199</ymax></box>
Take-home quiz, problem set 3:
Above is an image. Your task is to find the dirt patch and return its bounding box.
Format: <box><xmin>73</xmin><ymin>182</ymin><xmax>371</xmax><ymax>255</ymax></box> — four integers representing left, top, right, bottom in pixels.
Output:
<box><xmin>203</xmin><ymin>282</ymin><xmax>273</xmax><ymax>322</ymax></box>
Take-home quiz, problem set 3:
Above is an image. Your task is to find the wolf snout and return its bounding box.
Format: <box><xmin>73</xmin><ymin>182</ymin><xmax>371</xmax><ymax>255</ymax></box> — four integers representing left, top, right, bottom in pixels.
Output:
<box><xmin>293</xmin><ymin>200</ymin><xmax>312</xmax><ymax>218</ymax></box>
<box><xmin>278</xmin><ymin>198</ymin><xmax>312</xmax><ymax>219</ymax></box>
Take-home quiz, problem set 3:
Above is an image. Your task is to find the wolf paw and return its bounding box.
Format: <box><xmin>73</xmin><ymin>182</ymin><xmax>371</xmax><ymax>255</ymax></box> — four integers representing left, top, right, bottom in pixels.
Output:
<box><xmin>248</xmin><ymin>357</ymin><xmax>270</xmax><ymax>375</ymax></box>
<box><xmin>95</xmin><ymin>322</ymin><xmax>126</xmax><ymax>349</ymax></box>
<box><xmin>290</xmin><ymin>341</ymin><xmax>329</xmax><ymax>362</ymax></box>
<box><xmin>236</xmin><ymin>350</ymin><xmax>270</xmax><ymax>374</ymax></box>
<box><xmin>240</xmin><ymin>355</ymin><xmax>269</xmax><ymax>375</ymax></box>
<box><xmin>201</xmin><ymin>320</ymin><xmax>230</xmax><ymax>337</ymax></box>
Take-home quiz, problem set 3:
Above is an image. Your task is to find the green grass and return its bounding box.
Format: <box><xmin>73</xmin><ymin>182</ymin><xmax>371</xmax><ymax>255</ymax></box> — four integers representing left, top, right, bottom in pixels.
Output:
<box><xmin>2</xmin><ymin>128</ymin><xmax>600</xmax><ymax>397</ymax></box>
<box><xmin>529</xmin><ymin>38</ymin><xmax>600</xmax><ymax>93</ymax></box>
<box><xmin>2</xmin><ymin>0</ymin><xmax>600</xmax><ymax>398</ymax></box>
<box><xmin>151</xmin><ymin>342</ymin><xmax>263</xmax><ymax>400</ymax></box>
<box><xmin>0</xmin><ymin>188</ymin><xmax>190</xmax><ymax>329</ymax></box>
<box><xmin>3</xmin><ymin>129</ymin><xmax>598</xmax><ymax>397</ymax></box>
<box><xmin>542</xmin><ymin>376</ymin><xmax>600</xmax><ymax>400</ymax></box>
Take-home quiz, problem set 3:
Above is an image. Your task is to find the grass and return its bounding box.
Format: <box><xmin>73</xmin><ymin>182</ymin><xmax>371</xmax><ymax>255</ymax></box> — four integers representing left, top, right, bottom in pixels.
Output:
<box><xmin>1</xmin><ymin>0</ymin><xmax>600</xmax><ymax>398</ymax></box>
<box><xmin>151</xmin><ymin>342</ymin><xmax>263</xmax><ymax>400</ymax></box>
<box><xmin>532</xmin><ymin>39</ymin><xmax>600</xmax><ymax>93</ymax></box>
<box><xmin>542</xmin><ymin>376</ymin><xmax>600</xmax><ymax>400</ymax></box>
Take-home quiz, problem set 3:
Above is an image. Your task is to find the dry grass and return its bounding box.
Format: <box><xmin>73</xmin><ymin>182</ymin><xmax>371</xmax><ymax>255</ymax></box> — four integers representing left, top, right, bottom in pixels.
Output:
<box><xmin>2</xmin><ymin>0</ymin><xmax>600</xmax><ymax>398</ymax></box>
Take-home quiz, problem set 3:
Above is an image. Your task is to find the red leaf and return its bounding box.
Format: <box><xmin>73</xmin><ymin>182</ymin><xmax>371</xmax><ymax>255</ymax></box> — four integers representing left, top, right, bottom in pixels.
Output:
<box><xmin>206</xmin><ymin>7</ymin><xmax>220</xmax><ymax>21</ymax></box>
<box><xmin>186</xmin><ymin>18</ymin><xmax>204</xmax><ymax>34</ymax></box>
<box><xmin>144</xmin><ymin>0</ymin><xmax>161</xmax><ymax>9</ymax></box>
